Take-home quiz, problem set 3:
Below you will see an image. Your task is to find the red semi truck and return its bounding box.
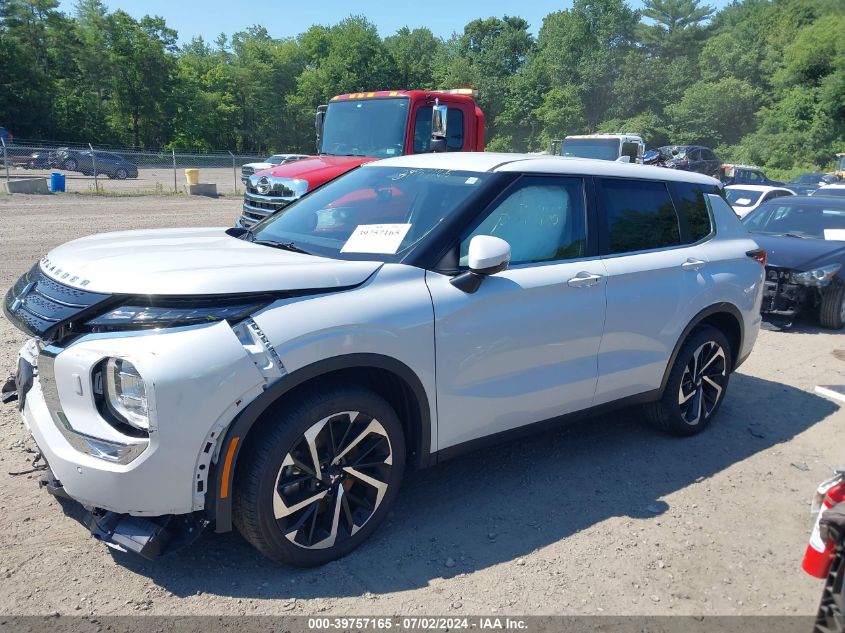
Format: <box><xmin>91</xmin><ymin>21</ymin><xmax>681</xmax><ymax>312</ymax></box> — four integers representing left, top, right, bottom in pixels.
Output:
<box><xmin>237</xmin><ymin>89</ymin><xmax>486</xmax><ymax>228</ymax></box>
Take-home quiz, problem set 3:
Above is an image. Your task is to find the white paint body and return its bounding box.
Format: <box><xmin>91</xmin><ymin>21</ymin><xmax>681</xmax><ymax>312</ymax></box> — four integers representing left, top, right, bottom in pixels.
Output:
<box><xmin>12</xmin><ymin>153</ymin><xmax>764</xmax><ymax>517</ymax></box>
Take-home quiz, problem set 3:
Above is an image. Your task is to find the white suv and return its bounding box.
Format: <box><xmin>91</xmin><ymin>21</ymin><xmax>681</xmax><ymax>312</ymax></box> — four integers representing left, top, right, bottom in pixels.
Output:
<box><xmin>3</xmin><ymin>153</ymin><xmax>764</xmax><ymax>566</ymax></box>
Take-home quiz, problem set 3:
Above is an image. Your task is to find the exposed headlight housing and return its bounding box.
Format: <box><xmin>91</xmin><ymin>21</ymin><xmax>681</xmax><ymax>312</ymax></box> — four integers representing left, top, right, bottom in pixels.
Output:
<box><xmin>104</xmin><ymin>358</ymin><xmax>149</xmax><ymax>432</ymax></box>
<box><xmin>790</xmin><ymin>264</ymin><xmax>842</xmax><ymax>287</ymax></box>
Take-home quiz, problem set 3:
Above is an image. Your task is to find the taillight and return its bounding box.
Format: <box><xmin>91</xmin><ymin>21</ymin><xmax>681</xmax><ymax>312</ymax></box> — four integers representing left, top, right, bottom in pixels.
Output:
<box><xmin>747</xmin><ymin>249</ymin><xmax>767</xmax><ymax>266</ymax></box>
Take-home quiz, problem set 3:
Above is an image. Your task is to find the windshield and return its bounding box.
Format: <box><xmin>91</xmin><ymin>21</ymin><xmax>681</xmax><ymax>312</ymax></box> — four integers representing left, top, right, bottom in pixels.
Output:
<box><xmin>817</xmin><ymin>187</ymin><xmax>845</xmax><ymax>198</ymax></box>
<box><xmin>250</xmin><ymin>166</ymin><xmax>492</xmax><ymax>261</ymax></box>
<box><xmin>725</xmin><ymin>188</ymin><xmax>763</xmax><ymax>207</ymax></box>
<box><xmin>320</xmin><ymin>98</ymin><xmax>409</xmax><ymax>158</ymax></box>
<box><xmin>791</xmin><ymin>173</ymin><xmax>823</xmax><ymax>184</ymax></box>
<box><xmin>561</xmin><ymin>138</ymin><xmax>619</xmax><ymax>161</ymax></box>
<box><xmin>266</xmin><ymin>156</ymin><xmax>285</xmax><ymax>164</ymax></box>
<box><xmin>659</xmin><ymin>146</ymin><xmax>688</xmax><ymax>160</ymax></box>
<box><xmin>743</xmin><ymin>200</ymin><xmax>845</xmax><ymax>239</ymax></box>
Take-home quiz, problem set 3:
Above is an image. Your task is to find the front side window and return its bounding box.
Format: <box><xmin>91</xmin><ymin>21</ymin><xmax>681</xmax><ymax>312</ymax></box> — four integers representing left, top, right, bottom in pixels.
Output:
<box><xmin>413</xmin><ymin>107</ymin><xmax>465</xmax><ymax>153</ymax></box>
<box><xmin>251</xmin><ymin>166</ymin><xmax>492</xmax><ymax>262</ymax></box>
<box><xmin>621</xmin><ymin>142</ymin><xmax>640</xmax><ymax>162</ymax></box>
<box><xmin>320</xmin><ymin>98</ymin><xmax>409</xmax><ymax>158</ymax></box>
<box><xmin>460</xmin><ymin>176</ymin><xmax>587</xmax><ymax>266</ymax></box>
<box><xmin>599</xmin><ymin>178</ymin><xmax>681</xmax><ymax>254</ymax></box>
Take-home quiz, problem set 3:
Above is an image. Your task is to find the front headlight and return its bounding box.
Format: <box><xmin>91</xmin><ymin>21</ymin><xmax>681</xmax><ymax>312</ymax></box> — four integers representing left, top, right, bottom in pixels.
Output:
<box><xmin>790</xmin><ymin>264</ymin><xmax>842</xmax><ymax>287</ymax></box>
<box><xmin>105</xmin><ymin>358</ymin><xmax>149</xmax><ymax>431</ymax></box>
<box><xmin>85</xmin><ymin>298</ymin><xmax>270</xmax><ymax>331</ymax></box>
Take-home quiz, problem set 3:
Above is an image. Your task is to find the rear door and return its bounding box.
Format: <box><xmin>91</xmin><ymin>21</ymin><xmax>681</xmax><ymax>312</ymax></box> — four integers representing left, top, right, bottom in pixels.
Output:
<box><xmin>593</xmin><ymin>178</ymin><xmax>715</xmax><ymax>405</ymax></box>
<box><xmin>426</xmin><ymin>175</ymin><xmax>607</xmax><ymax>450</ymax></box>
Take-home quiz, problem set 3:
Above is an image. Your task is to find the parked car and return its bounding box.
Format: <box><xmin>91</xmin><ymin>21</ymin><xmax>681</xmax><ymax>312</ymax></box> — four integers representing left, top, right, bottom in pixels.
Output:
<box><xmin>241</xmin><ymin>154</ymin><xmax>310</xmax><ymax>184</ymax></box>
<box><xmin>0</xmin><ymin>127</ymin><xmax>12</xmax><ymax>144</ymax></box>
<box><xmin>55</xmin><ymin>148</ymin><xmax>138</xmax><ymax>179</ymax></box>
<box><xmin>2</xmin><ymin>153</ymin><xmax>764</xmax><ymax>566</ymax></box>
<box><xmin>657</xmin><ymin>145</ymin><xmax>721</xmax><ymax>176</ymax></box>
<box><xmin>23</xmin><ymin>151</ymin><xmax>55</xmax><ymax>170</ymax></box>
<box><xmin>742</xmin><ymin>196</ymin><xmax>845</xmax><ymax>328</ymax></box>
<box><xmin>724</xmin><ymin>185</ymin><xmax>795</xmax><ymax>217</ymax></box>
<box><xmin>719</xmin><ymin>164</ymin><xmax>783</xmax><ymax>187</ymax></box>
<box><xmin>814</xmin><ymin>184</ymin><xmax>845</xmax><ymax>198</ymax></box>
<box><xmin>786</xmin><ymin>173</ymin><xmax>828</xmax><ymax>196</ymax></box>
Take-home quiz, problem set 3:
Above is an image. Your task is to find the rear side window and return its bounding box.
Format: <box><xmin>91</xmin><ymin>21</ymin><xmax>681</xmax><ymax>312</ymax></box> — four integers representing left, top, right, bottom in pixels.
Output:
<box><xmin>598</xmin><ymin>179</ymin><xmax>681</xmax><ymax>254</ymax></box>
<box><xmin>673</xmin><ymin>181</ymin><xmax>714</xmax><ymax>243</ymax></box>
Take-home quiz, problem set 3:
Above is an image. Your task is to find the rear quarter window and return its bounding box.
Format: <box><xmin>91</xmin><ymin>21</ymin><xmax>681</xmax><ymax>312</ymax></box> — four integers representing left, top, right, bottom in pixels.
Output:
<box><xmin>672</xmin><ymin>181</ymin><xmax>716</xmax><ymax>243</ymax></box>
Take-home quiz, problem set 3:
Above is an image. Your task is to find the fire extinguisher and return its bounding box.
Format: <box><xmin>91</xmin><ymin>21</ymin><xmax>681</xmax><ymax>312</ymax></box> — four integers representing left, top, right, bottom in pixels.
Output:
<box><xmin>803</xmin><ymin>476</ymin><xmax>845</xmax><ymax>579</ymax></box>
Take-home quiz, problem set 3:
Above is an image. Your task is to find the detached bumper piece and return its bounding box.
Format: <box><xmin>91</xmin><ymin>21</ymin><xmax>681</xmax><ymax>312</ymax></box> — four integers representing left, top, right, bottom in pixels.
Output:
<box><xmin>39</xmin><ymin>462</ymin><xmax>207</xmax><ymax>560</ymax></box>
<box><xmin>761</xmin><ymin>267</ymin><xmax>809</xmax><ymax>325</ymax></box>
<box><xmin>814</xmin><ymin>502</ymin><xmax>845</xmax><ymax>633</ymax></box>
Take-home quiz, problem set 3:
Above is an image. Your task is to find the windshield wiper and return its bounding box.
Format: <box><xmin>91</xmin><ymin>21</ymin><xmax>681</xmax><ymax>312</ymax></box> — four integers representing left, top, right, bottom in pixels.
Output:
<box><xmin>251</xmin><ymin>239</ymin><xmax>312</xmax><ymax>255</ymax></box>
<box><xmin>783</xmin><ymin>232</ymin><xmax>811</xmax><ymax>239</ymax></box>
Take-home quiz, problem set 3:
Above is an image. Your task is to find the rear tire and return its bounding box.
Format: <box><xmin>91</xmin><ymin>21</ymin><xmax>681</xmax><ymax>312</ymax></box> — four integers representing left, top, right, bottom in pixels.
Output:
<box><xmin>115</xmin><ymin>168</ymin><xmax>128</xmax><ymax>180</ymax></box>
<box><xmin>643</xmin><ymin>325</ymin><xmax>732</xmax><ymax>436</ymax></box>
<box><xmin>233</xmin><ymin>386</ymin><xmax>405</xmax><ymax>567</ymax></box>
<box><xmin>819</xmin><ymin>281</ymin><xmax>845</xmax><ymax>330</ymax></box>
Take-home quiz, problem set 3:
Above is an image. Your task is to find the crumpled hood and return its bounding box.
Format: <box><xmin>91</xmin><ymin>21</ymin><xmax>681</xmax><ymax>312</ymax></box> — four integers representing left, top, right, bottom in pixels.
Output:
<box><xmin>40</xmin><ymin>227</ymin><xmax>382</xmax><ymax>295</ymax></box>
<box><xmin>751</xmin><ymin>233</ymin><xmax>845</xmax><ymax>271</ymax></box>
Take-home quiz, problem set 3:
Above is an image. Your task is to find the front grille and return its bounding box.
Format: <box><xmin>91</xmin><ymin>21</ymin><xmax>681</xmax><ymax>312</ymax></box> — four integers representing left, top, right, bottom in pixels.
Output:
<box><xmin>3</xmin><ymin>264</ymin><xmax>111</xmax><ymax>338</ymax></box>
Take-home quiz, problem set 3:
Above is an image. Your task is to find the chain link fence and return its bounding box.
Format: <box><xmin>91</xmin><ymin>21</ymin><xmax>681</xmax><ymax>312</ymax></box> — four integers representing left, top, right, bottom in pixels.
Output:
<box><xmin>0</xmin><ymin>137</ymin><xmax>280</xmax><ymax>195</ymax></box>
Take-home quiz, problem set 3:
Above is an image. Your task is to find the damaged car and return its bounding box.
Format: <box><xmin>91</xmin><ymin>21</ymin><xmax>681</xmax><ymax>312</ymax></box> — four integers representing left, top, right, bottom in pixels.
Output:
<box><xmin>2</xmin><ymin>153</ymin><xmax>763</xmax><ymax>566</ymax></box>
<box><xmin>742</xmin><ymin>196</ymin><xmax>845</xmax><ymax>329</ymax></box>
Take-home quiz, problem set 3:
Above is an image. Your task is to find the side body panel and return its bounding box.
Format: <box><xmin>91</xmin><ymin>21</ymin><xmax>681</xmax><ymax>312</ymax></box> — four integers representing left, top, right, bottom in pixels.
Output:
<box><xmin>426</xmin><ymin>260</ymin><xmax>607</xmax><ymax>450</ymax></box>
<box><xmin>252</xmin><ymin>264</ymin><xmax>438</xmax><ymax>451</ymax></box>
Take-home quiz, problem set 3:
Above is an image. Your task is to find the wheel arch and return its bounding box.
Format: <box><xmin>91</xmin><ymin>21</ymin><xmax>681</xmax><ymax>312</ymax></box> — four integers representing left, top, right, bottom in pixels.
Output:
<box><xmin>659</xmin><ymin>303</ymin><xmax>745</xmax><ymax>393</ymax></box>
<box><xmin>209</xmin><ymin>353</ymin><xmax>433</xmax><ymax>533</ymax></box>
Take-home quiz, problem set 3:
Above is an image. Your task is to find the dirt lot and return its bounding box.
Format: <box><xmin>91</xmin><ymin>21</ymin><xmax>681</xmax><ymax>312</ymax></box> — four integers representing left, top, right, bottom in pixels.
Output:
<box><xmin>4</xmin><ymin>167</ymin><xmax>244</xmax><ymax>195</ymax></box>
<box><xmin>0</xmin><ymin>194</ymin><xmax>842</xmax><ymax>617</ymax></box>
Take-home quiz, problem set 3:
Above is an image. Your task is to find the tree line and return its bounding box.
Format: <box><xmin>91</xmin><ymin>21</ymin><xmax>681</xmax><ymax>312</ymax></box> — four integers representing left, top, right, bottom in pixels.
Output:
<box><xmin>1</xmin><ymin>0</ymin><xmax>843</xmax><ymax>177</ymax></box>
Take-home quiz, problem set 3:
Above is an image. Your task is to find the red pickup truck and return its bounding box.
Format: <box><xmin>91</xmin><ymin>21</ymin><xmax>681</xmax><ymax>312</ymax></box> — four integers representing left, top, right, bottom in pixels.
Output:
<box><xmin>237</xmin><ymin>89</ymin><xmax>486</xmax><ymax>228</ymax></box>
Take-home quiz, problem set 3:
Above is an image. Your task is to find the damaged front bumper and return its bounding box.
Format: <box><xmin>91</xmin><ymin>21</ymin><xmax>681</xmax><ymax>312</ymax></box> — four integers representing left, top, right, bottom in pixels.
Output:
<box><xmin>37</xmin><ymin>459</ymin><xmax>207</xmax><ymax>560</ymax></box>
<box><xmin>761</xmin><ymin>266</ymin><xmax>812</xmax><ymax>323</ymax></box>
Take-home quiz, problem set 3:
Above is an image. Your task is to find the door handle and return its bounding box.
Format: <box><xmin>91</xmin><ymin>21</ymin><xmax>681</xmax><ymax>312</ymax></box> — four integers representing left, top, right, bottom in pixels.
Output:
<box><xmin>567</xmin><ymin>272</ymin><xmax>603</xmax><ymax>288</ymax></box>
<box><xmin>682</xmin><ymin>258</ymin><xmax>706</xmax><ymax>271</ymax></box>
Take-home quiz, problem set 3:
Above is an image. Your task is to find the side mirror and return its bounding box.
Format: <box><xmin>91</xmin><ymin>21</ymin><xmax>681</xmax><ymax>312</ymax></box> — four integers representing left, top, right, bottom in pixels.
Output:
<box><xmin>315</xmin><ymin>106</ymin><xmax>326</xmax><ymax>150</ymax></box>
<box><xmin>615</xmin><ymin>155</ymin><xmax>631</xmax><ymax>163</ymax></box>
<box><xmin>430</xmin><ymin>100</ymin><xmax>448</xmax><ymax>153</ymax></box>
<box><xmin>450</xmin><ymin>235</ymin><xmax>511</xmax><ymax>293</ymax></box>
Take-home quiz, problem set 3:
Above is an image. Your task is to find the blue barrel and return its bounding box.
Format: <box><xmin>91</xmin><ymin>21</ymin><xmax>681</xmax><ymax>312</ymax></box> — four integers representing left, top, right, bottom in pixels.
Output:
<box><xmin>50</xmin><ymin>172</ymin><xmax>65</xmax><ymax>192</ymax></box>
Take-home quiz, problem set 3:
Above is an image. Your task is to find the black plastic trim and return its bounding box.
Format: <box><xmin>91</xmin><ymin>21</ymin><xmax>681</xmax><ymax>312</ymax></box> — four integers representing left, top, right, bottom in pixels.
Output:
<box><xmin>211</xmin><ymin>353</ymin><xmax>433</xmax><ymax>533</ymax></box>
<box><xmin>659</xmin><ymin>302</ymin><xmax>745</xmax><ymax>389</ymax></box>
<box><xmin>433</xmin><ymin>389</ymin><xmax>661</xmax><ymax>464</ymax></box>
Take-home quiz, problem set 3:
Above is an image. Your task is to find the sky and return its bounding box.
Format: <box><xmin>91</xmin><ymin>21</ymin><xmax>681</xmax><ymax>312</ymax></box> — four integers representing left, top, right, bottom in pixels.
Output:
<box><xmin>57</xmin><ymin>0</ymin><xmax>736</xmax><ymax>43</ymax></box>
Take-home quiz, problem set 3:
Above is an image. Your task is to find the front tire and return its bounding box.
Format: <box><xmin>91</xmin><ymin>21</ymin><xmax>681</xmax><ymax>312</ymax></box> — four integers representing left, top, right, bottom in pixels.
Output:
<box><xmin>63</xmin><ymin>158</ymin><xmax>78</xmax><ymax>171</ymax></box>
<box><xmin>644</xmin><ymin>325</ymin><xmax>731</xmax><ymax>436</ymax></box>
<box><xmin>233</xmin><ymin>386</ymin><xmax>405</xmax><ymax>566</ymax></box>
<box><xmin>819</xmin><ymin>281</ymin><xmax>845</xmax><ymax>330</ymax></box>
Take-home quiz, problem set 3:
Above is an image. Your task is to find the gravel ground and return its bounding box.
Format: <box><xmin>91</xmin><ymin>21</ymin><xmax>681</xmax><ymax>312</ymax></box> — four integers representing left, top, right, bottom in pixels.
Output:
<box><xmin>0</xmin><ymin>194</ymin><xmax>842</xmax><ymax>617</ymax></box>
<box><xmin>4</xmin><ymin>167</ymin><xmax>245</xmax><ymax>195</ymax></box>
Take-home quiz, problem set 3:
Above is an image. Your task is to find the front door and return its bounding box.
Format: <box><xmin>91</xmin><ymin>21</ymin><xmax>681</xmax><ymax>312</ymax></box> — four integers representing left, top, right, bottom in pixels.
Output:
<box><xmin>426</xmin><ymin>175</ymin><xmax>607</xmax><ymax>450</ymax></box>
